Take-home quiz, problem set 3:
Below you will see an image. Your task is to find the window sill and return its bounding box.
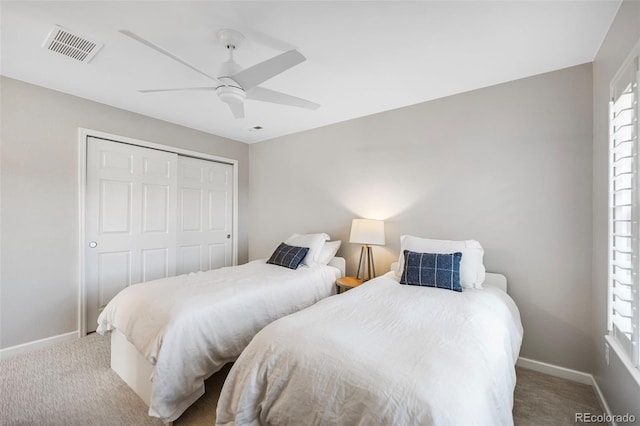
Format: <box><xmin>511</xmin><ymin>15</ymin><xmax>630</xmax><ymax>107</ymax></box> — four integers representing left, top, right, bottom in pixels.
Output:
<box><xmin>604</xmin><ymin>335</ymin><xmax>640</xmax><ymax>387</ymax></box>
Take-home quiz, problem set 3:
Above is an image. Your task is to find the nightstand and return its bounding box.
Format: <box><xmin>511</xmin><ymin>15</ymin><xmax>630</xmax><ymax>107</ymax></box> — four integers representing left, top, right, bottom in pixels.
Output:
<box><xmin>336</xmin><ymin>276</ymin><xmax>364</xmax><ymax>294</ymax></box>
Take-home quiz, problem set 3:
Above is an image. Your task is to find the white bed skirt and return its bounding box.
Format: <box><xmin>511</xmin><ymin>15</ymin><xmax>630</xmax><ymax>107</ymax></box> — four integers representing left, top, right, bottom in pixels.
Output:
<box><xmin>111</xmin><ymin>328</ymin><xmax>154</xmax><ymax>407</ymax></box>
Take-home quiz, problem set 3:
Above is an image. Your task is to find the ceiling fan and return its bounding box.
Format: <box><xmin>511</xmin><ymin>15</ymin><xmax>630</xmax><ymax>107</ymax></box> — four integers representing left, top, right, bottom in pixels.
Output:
<box><xmin>119</xmin><ymin>28</ymin><xmax>320</xmax><ymax>119</ymax></box>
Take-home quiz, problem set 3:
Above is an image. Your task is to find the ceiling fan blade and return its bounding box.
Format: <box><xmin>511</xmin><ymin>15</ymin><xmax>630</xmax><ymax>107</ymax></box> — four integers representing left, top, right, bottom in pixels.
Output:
<box><xmin>119</xmin><ymin>30</ymin><xmax>223</xmax><ymax>85</ymax></box>
<box><xmin>138</xmin><ymin>86</ymin><xmax>217</xmax><ymax>93</ymax></box>
<box><xmin>246</xmin><ymin>87</ymin><xmax>320</xmax><ymax>110</ymax></box>
<box><xmin>227</xmin><ymin>102</ymin><xmax>245</xmax><ymax>119</ymax></box>
<box><xmin>231</xmin><ymin>50</ymin><xmax>305</xmax><ymax>91</ymax></box>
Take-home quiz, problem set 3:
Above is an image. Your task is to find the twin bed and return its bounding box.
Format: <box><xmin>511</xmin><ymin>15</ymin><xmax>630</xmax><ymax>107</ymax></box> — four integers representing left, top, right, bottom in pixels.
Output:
<box><xmin>98</xmin><ymin>233</ymin><xmax>523</xmax><ymax>425</ymax></box>
<box><xmin>216</xmin><ymin>270</ymin><xmax>522</xmax><ymax>425</ymax></box>
<box><xmin>97</xmin><ymin>232</ymin><xmax>344</xmax><ymax>422</ymax></box>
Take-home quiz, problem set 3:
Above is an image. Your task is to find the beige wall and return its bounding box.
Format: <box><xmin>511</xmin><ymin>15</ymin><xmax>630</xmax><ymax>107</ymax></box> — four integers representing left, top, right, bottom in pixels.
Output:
<box><xmin>0</xmin><ymin>76</ymin><xmax>249</xmax><ymax>349</ymax></box>
<box><xmin>592</xmin><ymin>0</ymin><xmax>640</xmax><ymax>419</ymax></box>
<box><xmin>249</xmin><ymin>64</ymin><xmax>594</xmax><ymax>372</ymax></box>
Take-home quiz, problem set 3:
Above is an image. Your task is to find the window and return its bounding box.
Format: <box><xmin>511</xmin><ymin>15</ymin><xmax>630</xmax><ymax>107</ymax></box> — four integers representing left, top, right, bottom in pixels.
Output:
<box><xmin>608</xmin><ymin>46</ymin><xmax>639</xmax><ymax>370</ymax></box>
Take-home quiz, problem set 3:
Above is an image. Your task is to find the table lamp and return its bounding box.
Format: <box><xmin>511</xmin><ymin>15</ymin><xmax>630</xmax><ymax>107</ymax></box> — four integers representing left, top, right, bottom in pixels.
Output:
<box><xmin>349</xmin><ymin>218</ymin><xmax>385</xmax><ymax>281</ymax></box>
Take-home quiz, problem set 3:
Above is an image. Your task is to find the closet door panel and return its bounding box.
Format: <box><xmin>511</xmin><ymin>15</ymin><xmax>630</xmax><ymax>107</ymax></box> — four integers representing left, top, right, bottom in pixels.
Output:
<box><xmin>142</xmin><ymin>248</ymin><xmax>169</xmax><ymax>282</ymax></box>
<box><xmin>178</xmin><ymin>245</ymin><xmax>202</xmax><ymax>275</ymax></box>
<box><xmin>208</xmin><ymin>190</ymin><xmax>227</xmax><ymax>231</ymax></box>
<box><xmin>86</xmin><ymin>137</ymin><xmax>177</xmax><ymax>332</ymax></box>
<box><xmin>97</xmin><ymin>251</ymin><xmax>132</xmax><ymax>309</ymax></box>
<box><xmin>177</xmin><ymin>156</ymin><xmax>233</xmax><ymax>275</ymax></box>
<box><xmin>208</xmin><ymin>243</ymin><xmax>227</xmax><ymax>270</ymax></box>
<box><xmin>180</xmin><ymin>188</ymin><xmax>202</xmax><ymax>232</ymax></box>
<box><xmin>99</xmin><ymin>180</ymin><xmax>132</xmax><ymax>234</ymax></box>
<box><xmin>142</xmin><ymin>184</ymin><xmax>170</xmax><ymax>233</ymax></box>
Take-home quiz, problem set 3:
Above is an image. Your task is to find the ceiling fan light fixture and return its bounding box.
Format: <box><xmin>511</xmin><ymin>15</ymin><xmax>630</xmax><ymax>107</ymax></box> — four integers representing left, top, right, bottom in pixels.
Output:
<box><xmin>216</xmin><ymin>85</ymin><xmax>245</xmax><ymax>105</ymax></box>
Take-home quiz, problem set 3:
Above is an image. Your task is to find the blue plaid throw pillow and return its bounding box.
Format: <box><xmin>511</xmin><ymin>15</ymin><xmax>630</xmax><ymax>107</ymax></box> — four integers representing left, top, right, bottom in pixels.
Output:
<box><xmin>267</xmin><ymin>242</ymin><xmax>309</xmax><ymax>269</ymax></box>
<box><xmin>399</xmin><ymin>250</ymin><xmax>463</xmax><ymax>292</ymax></box>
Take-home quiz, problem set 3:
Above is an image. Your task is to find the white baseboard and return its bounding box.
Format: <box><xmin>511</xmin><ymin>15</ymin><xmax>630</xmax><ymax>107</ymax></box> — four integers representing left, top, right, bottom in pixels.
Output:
<box><xmin>0</xmin><ymin>331</ymin><xmax>78</xmax><ymax>360</ymax></box>
<box><xmin>591</xmin><ymin>377</ymin><xmax>615</xmax><ymax>425</ymax></box>
<box><xmin>517</xmin><ymin>357</ymin><xmax>593</xmax><ymax>384</ymax></box>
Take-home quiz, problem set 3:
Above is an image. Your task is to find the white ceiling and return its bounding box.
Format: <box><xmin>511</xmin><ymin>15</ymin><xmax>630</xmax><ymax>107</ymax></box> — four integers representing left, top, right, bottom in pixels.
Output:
<box><xmin>1</xmin><ymin>1</ymin><xmax>620</xmax><ymax>144</ymax></box>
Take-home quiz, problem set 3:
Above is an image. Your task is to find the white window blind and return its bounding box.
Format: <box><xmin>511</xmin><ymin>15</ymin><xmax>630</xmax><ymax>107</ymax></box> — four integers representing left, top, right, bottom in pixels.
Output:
<box><xmin>609</xmin><ymin>50</ymin><xmax>639</xmax><ymax>367</ymax></box>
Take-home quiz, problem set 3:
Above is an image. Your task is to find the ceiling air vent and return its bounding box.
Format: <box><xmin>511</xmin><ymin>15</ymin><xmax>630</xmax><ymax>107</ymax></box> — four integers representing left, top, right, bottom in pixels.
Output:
<box><xmin>42</xmin><ymin>25</ymin><xmax>103</xmax><ymax>63</ymax></box>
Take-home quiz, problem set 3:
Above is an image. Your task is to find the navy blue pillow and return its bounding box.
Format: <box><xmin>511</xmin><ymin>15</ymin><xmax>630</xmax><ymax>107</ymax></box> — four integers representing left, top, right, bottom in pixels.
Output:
<box><xmin>399</xmin><ymin>250</ymin><xmax>463</xmax><ymax>292</ymax></box>
<box><xmin>267</xmin><ymin>242</ymin><xmax>309</xmax><ymax>270</ymax></box>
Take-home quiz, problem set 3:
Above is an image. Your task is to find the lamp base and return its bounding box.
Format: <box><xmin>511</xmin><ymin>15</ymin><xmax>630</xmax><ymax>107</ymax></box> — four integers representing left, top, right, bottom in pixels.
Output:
<box><xmin>356</xmin><ymin>245</ymin><xmax>376</xmax><ymax>281</ymax></box>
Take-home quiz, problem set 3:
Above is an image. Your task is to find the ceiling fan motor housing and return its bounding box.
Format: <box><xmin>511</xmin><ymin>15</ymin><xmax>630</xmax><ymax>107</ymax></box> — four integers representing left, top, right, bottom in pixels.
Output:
<box><xmin>218</xmin><ymin>59</ymin><xmax>242</xmax><ymax>79</ymax></box>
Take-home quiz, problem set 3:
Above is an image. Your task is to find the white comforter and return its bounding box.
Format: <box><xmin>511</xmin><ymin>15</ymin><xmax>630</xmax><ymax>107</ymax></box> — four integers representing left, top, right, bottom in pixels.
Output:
<box><xmin>216</xmin><ymin>272</ymin><xmax>523</xmax><ymax>426</ymax></box>
<box><xmin>96</xmin><ymin>260</ymin><xmax>340</xmax><ymax>422</ymax></box>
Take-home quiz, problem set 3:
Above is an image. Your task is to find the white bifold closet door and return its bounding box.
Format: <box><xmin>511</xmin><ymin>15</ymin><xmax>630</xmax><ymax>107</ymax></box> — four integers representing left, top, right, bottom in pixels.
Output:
<box><xmin>85</xmin><ymin>137</ymin><xmax>233</xmax><ymax>332</ymax></box>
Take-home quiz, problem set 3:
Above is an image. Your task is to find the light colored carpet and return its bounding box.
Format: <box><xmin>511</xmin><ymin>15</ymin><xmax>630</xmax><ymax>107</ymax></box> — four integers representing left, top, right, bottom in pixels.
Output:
<box><xmin>513</xmin><ymin>366</ymin><xmax>606</xmax><ymax>426</ymax></box>
<box><xmin>1</xmin><ymin>333</ymin><xmax>604</xmax><ymax>425</ymax></box>
<box><xmin>0</xmin><ymin>333</ymin><xmax>223</xmax><ymax>425</ymax></box>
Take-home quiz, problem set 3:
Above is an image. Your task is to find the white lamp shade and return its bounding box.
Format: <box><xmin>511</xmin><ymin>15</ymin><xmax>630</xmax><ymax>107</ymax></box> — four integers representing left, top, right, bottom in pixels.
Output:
<box><xmin>349</xmin><ymin>219</ymin><xmax>385</xmax><ymax>245</ymax></box>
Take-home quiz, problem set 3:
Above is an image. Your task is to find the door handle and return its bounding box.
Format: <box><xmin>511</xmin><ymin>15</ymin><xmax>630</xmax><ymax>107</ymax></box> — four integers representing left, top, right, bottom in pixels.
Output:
<box><xmin>227</xmin><ymin>234</ymin><xmax>231</xmax><ymax>239</ymax></box>
<box><xmin>89</xmin><ymin>241</ymin><xmax>98</xmax><ymax>248</ymax></box>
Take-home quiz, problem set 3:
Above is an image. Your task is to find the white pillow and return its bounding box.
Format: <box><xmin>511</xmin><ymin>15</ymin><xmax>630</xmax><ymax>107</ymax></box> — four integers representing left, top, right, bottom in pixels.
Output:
<box><xmin>318</xmin><ymin>240</ymin><xmax>341</xmax><ymax>265</ymax></box>
<box><xmin>395</xmin><ymin>235</ymin><xmax>486</xmax><ymax>289</ymax></box>
<box><xmin>284</xmin><ymin>233</ymin><xmax>330</xmax><ymax>267</ymax></box>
